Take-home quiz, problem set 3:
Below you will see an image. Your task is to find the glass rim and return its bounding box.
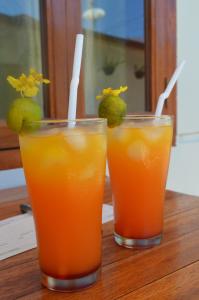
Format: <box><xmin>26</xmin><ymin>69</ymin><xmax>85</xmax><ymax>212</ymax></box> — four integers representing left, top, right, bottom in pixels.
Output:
<box><xmin>122</xmin><ymin>114</ymin><xmax>172</xmax><ymax>120</ymax></box>
<box><xmin>26</xmin><ymin>115</ymin><xmax>172</xmax><ymax>126</ymax></box>
<box><xmin>28</xmin><ymin>118</ymin><xmax>107</xmax><ymax>125</ymax></box>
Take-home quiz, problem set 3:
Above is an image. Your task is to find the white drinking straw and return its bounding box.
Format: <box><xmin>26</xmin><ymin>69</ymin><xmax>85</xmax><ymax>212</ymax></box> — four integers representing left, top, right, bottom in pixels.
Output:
<box><xmin>67</xmin><ymin>34</ymin><xmax>84</xmax><ymax>120</ymax></box>
<box><xmin>155</xmin><ymin>60</ymin><xmax>186</xmax><ymax>116</ymax></box>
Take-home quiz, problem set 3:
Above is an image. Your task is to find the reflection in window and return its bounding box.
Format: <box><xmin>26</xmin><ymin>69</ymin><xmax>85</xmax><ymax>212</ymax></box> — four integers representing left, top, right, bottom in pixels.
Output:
<box><xmin>0</xmin><ymin>0</ymin><xmax>43</xmax><ymax>119</ymax></box>
<box><xmin>81</xmin><ymin>0</ymin><xmax>145</xmax><ymax>115</ymax></box>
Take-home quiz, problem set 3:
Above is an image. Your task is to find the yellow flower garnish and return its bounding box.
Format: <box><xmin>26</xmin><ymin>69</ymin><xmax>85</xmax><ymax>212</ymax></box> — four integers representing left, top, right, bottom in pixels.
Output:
<box><xmin>96</xmin><ymin>86</ymin><xmax>128</xmax><ymax>100</ymax></box>
<box><xmin>7</xmin><ymin>68</ymin><xmax>50</xmax><ymax>98</ymax></box>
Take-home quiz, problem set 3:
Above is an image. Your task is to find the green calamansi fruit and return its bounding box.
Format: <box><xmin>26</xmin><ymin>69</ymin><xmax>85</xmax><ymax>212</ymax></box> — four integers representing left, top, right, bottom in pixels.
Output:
<box><xmin>97</xmin><ymin>86</ymin><xmax>128</xmax><ymax>128</ymax></box>
<box><xmin>7</xmin><ymin>98</ymin><xmax>42</xmax><ymax>134</ymax></box>
<box><xmin>98</xmin><ymin>95</ymin><xmax>127</xmax><ymax>128</ymax></box>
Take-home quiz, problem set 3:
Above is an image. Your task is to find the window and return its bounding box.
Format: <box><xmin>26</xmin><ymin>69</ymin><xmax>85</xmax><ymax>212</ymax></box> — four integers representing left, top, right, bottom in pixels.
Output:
<box><xmin>0</xmin><ymin>0</ymin><xmax>176</xmax><ymax>170</ymax></box>
<box><xmin>0</xmin><ymin>0</ymin><xmax>44</xmax><ymax>169</ymax></box>
<box><xmin>81</xmin><ymin>0</ymin><xmax>146</xmax><ymax>115</ymax></box>
<box><xmin>80</xmin><ymin>0</ymin><xmax>176</xmax><ymax>121</ymax></box>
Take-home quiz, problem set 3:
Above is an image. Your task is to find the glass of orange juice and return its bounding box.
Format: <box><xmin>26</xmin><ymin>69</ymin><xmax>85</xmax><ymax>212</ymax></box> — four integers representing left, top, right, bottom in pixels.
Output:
<box><xmin>19</xmin><ymin>118</ymin><xmax>107</xmax><ymax>291</ymax></box>
<box><xmin>107</xmin><ymin>115</ymin><xmax>173</xmax><ymax>248</ymax></box>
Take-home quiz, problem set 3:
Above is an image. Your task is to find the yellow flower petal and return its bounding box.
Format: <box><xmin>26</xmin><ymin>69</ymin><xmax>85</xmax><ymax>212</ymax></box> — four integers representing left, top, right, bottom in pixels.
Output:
<box><xmin>30</xmin><ymin>68</ymin><xmax>50</xmax><ymax>84</ymax></box>
<box><xmin>43</xmin><ymin>79</ymin><xmax>50</xmax><ymax>84</ymax></box>
<box><xmin>96</xmin><ymin>85</ymin><xmax>128</xmax><ymax>100</ymax></box>
<box><xmin>30</xmin><ymin>68</ymin><xmax>37</xmax><ymax>75</ymax></box>
<box><xmin>120</xmin><ymin>86</ymin><xmax>128</xmax><ymax>92</ymax></box>
<box><xmin>96</xmin><ymin>95</ymin><xmax>103</xmax><ymax>100</ymax></box>
<box><xmin>7</xmin><ymin>76</ymin><xmax>20</xmax><ymax>89</ymax></box>
<box><xmin>7</xmin><ymin>68</ymin><xmax>50</xmax><ymax>97</ymax></box>
<box><xmin>23</xmin><ymin>86</ymin><xmax>39</xmax><ymax>97</ymax></box>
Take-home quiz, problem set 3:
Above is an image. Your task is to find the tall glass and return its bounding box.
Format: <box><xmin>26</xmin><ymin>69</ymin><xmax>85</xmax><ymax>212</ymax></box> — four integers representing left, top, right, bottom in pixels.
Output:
<box><xmin>107</xmin><ymin>115</ymin><xmax>173</xmax><ymax>248</ymax></box>
<box><xmin>19</xmin><ymin>119</ymin><xmax>107</xmax><ymax>291</ymax></box>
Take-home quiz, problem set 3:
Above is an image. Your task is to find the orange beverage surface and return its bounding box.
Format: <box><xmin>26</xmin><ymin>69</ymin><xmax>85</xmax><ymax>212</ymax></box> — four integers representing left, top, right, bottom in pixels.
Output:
<box><xmin>108</xmin><ymin>123</ymin><xmax>173</xmax><ymax>239</ymax></box>
<box><xmin>20</xmin><ymin>127</ymin><xmax>106</xmax><ymax>279</ymax></box>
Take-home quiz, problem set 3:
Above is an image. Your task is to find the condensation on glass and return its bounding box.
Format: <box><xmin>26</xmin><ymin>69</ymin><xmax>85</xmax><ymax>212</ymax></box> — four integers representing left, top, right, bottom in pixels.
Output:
<box><xmin>81</xmin><ymin>0</ymin><xmax>145</xmax><ymax>115</ymax></box>
<box><xmin>0</xmin><ymin>0</ymin><xmax>43</xmax><ymax>119</ymax></box>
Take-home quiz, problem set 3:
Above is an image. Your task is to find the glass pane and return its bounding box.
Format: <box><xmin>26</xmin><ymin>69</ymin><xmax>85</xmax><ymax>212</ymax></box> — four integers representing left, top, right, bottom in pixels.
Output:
<box><xmin>0</xmin><ymin>0</ymin><xmax>44</xmax><ymax>119</ymax></box>
<box><xmin>167</xmin><ymin>0</ymin><xmax>199</xmax><ymax>196</ymax></box>
<box><xmin>81</xmin><ymin>0</ymin><xmax>145</xmax><ymax>115</ymax></box>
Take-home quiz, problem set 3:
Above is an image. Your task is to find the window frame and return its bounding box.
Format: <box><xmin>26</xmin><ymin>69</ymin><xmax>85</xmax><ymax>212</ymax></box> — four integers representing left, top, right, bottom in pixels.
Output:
<box><xmin>145</xmin><ymin>0</ymin><xmax>176</xmax><ymax>141</ymax></box>
<box><xmin>0</xmin><ymin>0</ymin><xmax>176</xmax><ymax>170</ymax></box>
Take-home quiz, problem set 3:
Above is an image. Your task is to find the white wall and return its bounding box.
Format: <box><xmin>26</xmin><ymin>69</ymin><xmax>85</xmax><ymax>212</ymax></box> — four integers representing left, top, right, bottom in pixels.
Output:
<box><xmin>166</xmin><ymin>0</ymin><xmax>199</xmax><ymax>196</ymax></box>
<box><xmin>176</xmin><ymin>0</ymin><xmax>199</xmax><ymax>134</ymax></box>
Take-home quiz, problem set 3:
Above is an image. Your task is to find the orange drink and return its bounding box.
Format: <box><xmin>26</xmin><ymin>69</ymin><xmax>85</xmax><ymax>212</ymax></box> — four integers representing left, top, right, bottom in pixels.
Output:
<box><xmin>107</xmin><ymin>116</ymin><xmax>173</xmax><ymax>248</ymax></box>
<box><xmin>19</xmin><ymin>119</ymin><xmax>107</xmax><ymax>291</ymax></box>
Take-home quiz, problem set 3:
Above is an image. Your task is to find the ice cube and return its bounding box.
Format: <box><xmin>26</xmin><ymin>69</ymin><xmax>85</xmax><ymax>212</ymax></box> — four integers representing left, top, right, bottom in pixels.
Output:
<box><xmin>141</xmin><ymin>126</ymin><xmax>165</xmax><ymax>141</ymax></box>
<box><xmin>127</xmin><ymin>140</ymin><xmax>149</xmax><ymax>161</ymax></box>
<box><xmin>79</xmin><ymin>165</ymin><xmax>96</xmax><ymax>180</ymax></box>
<box><xmin>41</xmin><ymin>146</ymin><xmax>68</xmax><ymax>168</ymax></box>
<box><xmin>100</xmin><ymin>137</ymin><xmax>107</xmax><ymax>152</ymax></box>
<box><xmin>43</xmin><ymin>128</ymin><xmax>60</xmax><ymax>136</ymax></box>
<box><xmin>63</xmin><ymin>129</ymin><xmax>87</xmax><ymax>151</ymax></box>
<box><xmin>110</xmin><ymin>127</ymin><xmax>130</xmax><ymax>142</ymax></box>
<box><xmin>30</xmin><ymin>128</ymin><xmax>60</xmax><ymax>137</ymax></box>
<box><xmin>95</xmin><ymin>135</ymin><xmax>107</xmax><ymax>154</ymax></box>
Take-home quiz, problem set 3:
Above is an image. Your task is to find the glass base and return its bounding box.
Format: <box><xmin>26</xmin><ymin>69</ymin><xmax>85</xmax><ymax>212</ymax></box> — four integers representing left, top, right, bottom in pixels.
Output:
<box><xmin>114</xmin><ymin>232</ymin><xmax>162</xmax><ymax>249</ymax></box>
<box><xmin>42</xmin><ymin>268</ymin><xmax>100</xmax><ymax>292</ymax></box>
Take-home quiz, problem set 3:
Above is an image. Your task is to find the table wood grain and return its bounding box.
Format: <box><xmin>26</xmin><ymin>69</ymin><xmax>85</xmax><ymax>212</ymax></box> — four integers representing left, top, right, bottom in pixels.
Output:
<box><xmin>0</xmin><ymin>182</ymin><xmax>199</xmax><ymax>300</ymax></box>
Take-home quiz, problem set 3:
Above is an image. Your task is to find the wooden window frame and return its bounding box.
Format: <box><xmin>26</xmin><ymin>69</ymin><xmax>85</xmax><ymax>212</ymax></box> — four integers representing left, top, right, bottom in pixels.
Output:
<box><xmin>0</xmin><ymin>0</ymin><xmax>84</xmax><ymax>170</ymax></box>
<box><xmin>145</xmin><ymin>0</ymin><xmax>176</xmax><ymax>140</ymax></box>
<box><xmin>0</xmin><ymin>0</ymin><xmax>176</xmax><ymax>170</ymax></box>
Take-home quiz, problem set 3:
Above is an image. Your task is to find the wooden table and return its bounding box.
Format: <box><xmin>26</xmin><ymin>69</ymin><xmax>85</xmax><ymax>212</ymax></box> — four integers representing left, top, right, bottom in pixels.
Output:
<box><xmin>0</xmin><ymin>183</ymin><xmax>199</xmax><ymax>300</ymax></box>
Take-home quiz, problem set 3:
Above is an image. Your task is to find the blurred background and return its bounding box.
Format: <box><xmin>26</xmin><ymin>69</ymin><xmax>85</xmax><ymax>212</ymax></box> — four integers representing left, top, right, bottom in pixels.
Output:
<box><xmin>0</xmin><ymin>0</ymin><xmax>198</xmax><ymax>196</ymax></box>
